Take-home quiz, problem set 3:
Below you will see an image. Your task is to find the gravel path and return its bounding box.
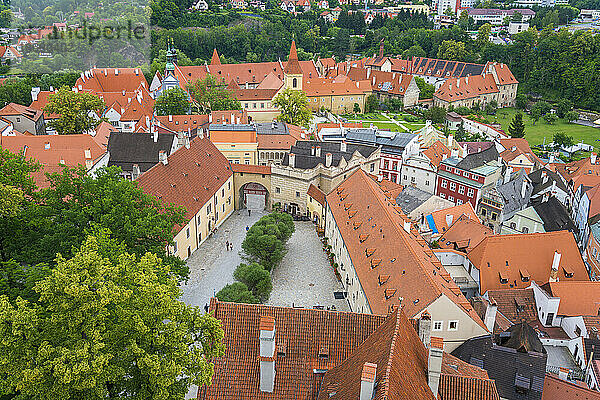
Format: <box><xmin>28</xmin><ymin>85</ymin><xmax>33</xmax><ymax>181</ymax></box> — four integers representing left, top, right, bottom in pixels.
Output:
<box><xmin>267</xmin><ymin>221</ymin><xmax>349</xmax><ymax>311</ymax></box>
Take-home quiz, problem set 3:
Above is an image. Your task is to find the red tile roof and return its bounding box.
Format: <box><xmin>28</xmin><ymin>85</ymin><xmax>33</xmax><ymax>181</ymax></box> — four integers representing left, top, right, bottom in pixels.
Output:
<box><xmin>542</xmin><ymin>373</ymin><xmax>600</xmax><ymax>400</ymax></box>
<box><xmin>136</xmin><ymin>137</ymin><xmax>232</xmax><ymax>226</ymax></box>
<box><xmin>283</xmin><ymin>40</ymin><xmax>303</xmax><ymax>75</ymax></box>
<box><xmin>430</xmin><ymin>203</ymin><xmax>478</xmax><ymax>234</ymax></box>
<box><xmin>75</xmin><ymin>68</ymin><xmax>148</xmax><ymax>93</ymax></box>
<box><xmin>435</xmin><ymin>74</ymin><xmax>498</xmax><ymax>103</ymax></box>
<box><xmin>0</xmin><ymin>134</ymin><xmax>106</xmax><ymax>188</ymax></box>
<box><xmin>423</xmin><ymin>140</ymin><xmax>451</xmax><ymax>168</ymax></box>
<box><xmin>555</xmin><ymin>157</ymin><xmax>600</xmax><ymax>184</ymax></box>
<box><xmin>468</xmin><ymin>231</ymin><xmax>590</xmax><ymax>295</ymax></box>
<box><xmin>326</xmin><ymin>169</ymin><xmax>486</xmax><ymax>328</ymax></box>
<box><xmin>543</xmin><ymin>282</ymin><xmax>600</xmax><ymax>316</ymax></box>
<box><xmin>438</xmin><ymin>214</ymin><xmax>493</xmax><ymax>252</ymax></box>
<box><xmin>0</xmin><ymin>103</ymin><xmax>43</xmax><ymax>121</ymax></box>
<box><xmin>202</xmin><ymin>300</ymin><xmax>497</xmax><ymax>400</ymax></box>
<box><xmin>29</xmin><ymin>90</ymin><xmax>60</xmax><ymax>119</ymax></box>
<box><xmin>307</xmin><ymin>183</ymin><xmax>325</xmax><ymax>206</ymax></box>
<box><xmin>486</xmin><ymin>288</ymin><xmax>538</xmax><ymax>327</ymax></box>
<box><xmin>303</xmin><ymin>77</ymin><xmax>370</xmax><ymax>97</ymax></box>
<box><xmin>230</xmin><ymin>163</ymin><xmax>270</xmax><ymax>174</ymax></box>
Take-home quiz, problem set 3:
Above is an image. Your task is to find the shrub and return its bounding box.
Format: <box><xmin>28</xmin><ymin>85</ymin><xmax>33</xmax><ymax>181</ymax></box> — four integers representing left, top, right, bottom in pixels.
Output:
<box><xmin>234</xmin><ymin>262</ymin><xmax>272</xmax><ymax>301</ymax></box>
<box><xmin>216</xmin><ymin>282</ymin><xmax>258</xmax><ymax>304</ymax></box>
<box><xmin>455</xmin><ymin>106</ymin><xmax>472</xmax><ymax>115</ymax></box>
<box><xmin>242</xmin><ymin>233</ymin><xmax>285</xmax><ymax>270</ymax></box>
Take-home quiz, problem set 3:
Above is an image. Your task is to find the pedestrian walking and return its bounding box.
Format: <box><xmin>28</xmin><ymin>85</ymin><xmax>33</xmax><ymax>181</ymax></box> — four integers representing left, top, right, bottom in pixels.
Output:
<box><xmin>204</xmin><ymin>303</ymin><xmax>209</xmax><ymax>313</ymax></box>
<box><xmin>246</xmin><ymin>225</ymin><xmax>249</xmax><ymax>232</ymax></box>
<box><xmin>248</xmin><ymin>209</ymin><xmax>251</xmax><ymax>216</ymax></box>
<box><xmin>225</xmin><ymin>240</ymin><xmax>229</xmax><ymax>251</ymax></box>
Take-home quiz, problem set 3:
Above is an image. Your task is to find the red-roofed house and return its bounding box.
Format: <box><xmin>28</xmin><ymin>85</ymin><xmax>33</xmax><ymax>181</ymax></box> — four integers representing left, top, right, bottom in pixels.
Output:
<box><xmin>0</xmin><ymin>102</ymin><xmax>45</xmax><ymax>135</ymax></box>
<box><xmin>199</xmin><ymin>300</ymin><xmax>499</xmax><ymax>399</ymax></box>
<box><xmin>325</xmin><ymin>168</ymin><xmax>488</xmax><ymax>351</ymax></box>
<box><xmin>401</xmin><ymin>140</ymin><xmax>452</xmax><ymax>194</ymax></box>
<box><xmin>136</xmin><ymin>137</ymin><xmax>234</xmax><ymax>259</ymax></box>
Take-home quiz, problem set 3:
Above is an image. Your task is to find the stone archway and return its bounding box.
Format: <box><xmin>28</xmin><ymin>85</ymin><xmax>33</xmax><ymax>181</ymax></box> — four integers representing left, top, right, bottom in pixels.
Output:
<box><xmin>239</xmin><ymin>182</ymin><xmax>269</xmax><ymax>210</ymax></box>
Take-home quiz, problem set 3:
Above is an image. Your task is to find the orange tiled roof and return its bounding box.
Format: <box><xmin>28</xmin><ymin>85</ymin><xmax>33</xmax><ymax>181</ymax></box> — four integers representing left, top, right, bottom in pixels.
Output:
<box><xmin>209</xmin><ymin>128</ymin><xmax>257</xmax><ymax>144</ymax></box>
<box><xmin>316</xmin><ymin>122</ymin><xmax>362</xmax><ymax>133</ymax></box>
<box><xmin>233</xmin><ymin>88</ymin><xmax>279</xmax><ymax>101</ymax></box>
<box><xmin>230</xmin><ymin>163</ymin><xmax>270</xmax><ymax>174</ymax></box>
<box><xmin>257</xmin><ymin>133</ymin><xmax>297</xmax><ymax>150</ymax></box>
<box><xmin>0</xmin><ymin>134</ymin><xmax>106</xmax><ymax>188</ymax></box>
<box><xmin>543</xmin><ymin>281</ymin><xmax>600</xmax><ymax>316</ymax></box>
<box><xmin>283</xmin><ymin>40</ymin><xmax>303</xmax><ymax>75</ymax></box>
<box><xmin>136</xmin><ymin>137</ymin><xmax>232</xmax><ymax>225</ymax></box>
<box><xmin>303</xmin><ymin>77</ymin><xmax>370</xmax><ymax>97</ymax></box>
<box><xmin>155</xmin><ymin>114</ymin><xmax>208</xmax><ymax>132</ymax></box>
<box><xmin>423</xmin><ymin>140</ymin><xmax>451</xmax><ymax>168</ymax></box>
<box><xmin>555</xmin><ymin>157</ymin><xmax>600</xmax><ymax>183</ymax></box>
<box><xmin>75</xmin><ymin>68</ymin><xmax>147</xmax><ymax>93</ymax></box>
<box><xmin>438</xmin><ymin>214</ymin><xmax>493</xmax><ymax>253</ymax></box>
<box><xmin>542</xmin><ymin>373</ymin><xmax>600</xmax><ymax>400</ymax></box>
<box><xmin>485</xmin><ymin>288</ymin><xmax>538</xmax><ymax>327</ymax></box>
<box><xmin>307</xmin><ymin>183</ymin><xmax>325</xmax><ymax>206</ymax></box>
<box><xmin>326</xmin><ymin>168</ymin><xmax>487</xmax><ymax>328</ymax></box>
<box><xmin>430</xmin><ymin>203</ymin><xmax>478</xmax><ymax>234</ymax></box>
<box><xmin>29</xmin><ymin>90</ymin><xmax>60</xmax><ymax>119</ymax></box>
<box><xmin>435</xmin><ymin>74</ymin><xmax>498</xmax><ymax>103</ymax></box>
<box><xmin>468</xmin><ymin>231</ymin><xmax>590</xmax><ymax>295</ymax></box>
<box><xmin>0</xmin><ymin>103</ymin><xmax>43</xmax><ymax>121</ymax></box>
<box><xmin>499</xmin><ymin>138</ymin><xmax>542</xmax><ymax>165</ymax></box>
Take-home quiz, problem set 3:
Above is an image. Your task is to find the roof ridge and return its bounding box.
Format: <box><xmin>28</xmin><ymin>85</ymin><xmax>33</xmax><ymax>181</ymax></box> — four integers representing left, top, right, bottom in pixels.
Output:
<box><xmin>381</xmin><ymin>309</ymin><xmax>402</xmax><ymax>397</ymax></box>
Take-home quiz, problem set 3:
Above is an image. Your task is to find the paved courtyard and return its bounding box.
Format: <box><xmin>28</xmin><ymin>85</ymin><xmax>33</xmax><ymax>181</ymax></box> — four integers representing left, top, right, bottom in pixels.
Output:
<box><xmin>267</xmin><ymin>221</ymin><xmax>349</xmax><ymax>311</ymax></box>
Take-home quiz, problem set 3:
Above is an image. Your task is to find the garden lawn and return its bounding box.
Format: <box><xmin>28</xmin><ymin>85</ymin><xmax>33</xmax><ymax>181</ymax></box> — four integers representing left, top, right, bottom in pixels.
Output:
<box><xmin>495</xmin><ymin>108</ymin><xmax>600</xmax><ymax>151</ymax></box>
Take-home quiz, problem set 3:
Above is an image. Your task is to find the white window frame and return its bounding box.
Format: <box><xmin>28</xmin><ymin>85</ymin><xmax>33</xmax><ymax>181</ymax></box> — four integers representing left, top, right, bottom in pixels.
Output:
<box><xmin>441</xmin><ymin>179</ymin><xmax>448</xmax><ymax>188</ymax></box>
<box><xmin>433</xmin><ymin>321</ymin><xmax>443</xmax><ymax>331</ymax></box>
<box><xmin>448</xmin><ymin>320</ymin><xmax>459</xmax><ymax>331</ymax></box>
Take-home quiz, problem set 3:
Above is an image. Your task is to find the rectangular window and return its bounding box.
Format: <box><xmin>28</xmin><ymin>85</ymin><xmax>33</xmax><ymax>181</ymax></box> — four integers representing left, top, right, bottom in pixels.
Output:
<box><xmin>491</xmin><ymin>212</ymin><xmax>497</xmax><ymax>221</ymax></box>
<box><xmin>449</xmin><ymin>196</ymin><xmax>454</xmax><ymax>202</ymax></box>
<box><xmin>425</xmin><ymin>180</ymin><xmax>430</xmax><ymax>186</ymax></box>
<box><xmin>392</xmin><ymin>161</ymin><xmax>398</xmax><ymax>171</ymax></box>
<box><xmin>440</xmin><ymin>193</ymin><xmax>446</xmax><ymax>199</ymax></box>
<box><xmin>441</xmin><ymin>179</ymin><xmax>447</xmax><ymax>188</ymax></box>
<box><xmin>458</xmin><ymin>185</ymin><xmax>465</xmax><ymax>195</ymax></box>
<box><xmin>245</xmin><ymin>160</ymin><xmax>250</xmax><ymax>165</ymax></box>
<box><xmin>207</xmin><ymin>204</ymin><xmax>211</xmax><ymax>214</ymax></box>
<box><xmin>467</xmin><ymin>188</ymin><xmax>474</xmax><ymax>197</ymax></box>
<box><xmin>197</xmin><ymin>215</ymin><xmax>201</xmax><ymax>225</ymax></box>
<box><xmin>296</xmin><ymin>191</ymin><xmax>300</xmax><ymax>198</ymax></box>
<box><xmin>370</xmin><ymin>163</ymin><xmax>375</xmax><ymax>172</ymax></box>
<box><xmin>457</xmin><ymin>199</ymin><xmax>463</xmax><ymax>205</ymax></box>
<box><xmin>481</xmin><ymin>208</ymin><xmax>487</xmax><ymax>216</ymax></box>
<box><xmin>276</xmin><ymin>187</ymin><xmax>281</xmax><ymax>194</ymax></box>
<box><xmin>450</xmin><ymin>182</ymin><xmax>456</xmax><ymax>191</ymax></box>
<box><xmin>186</xmin><ymin>227</ymin><xmax>190</xmax><ymax>238</ymax></box>
<box><xmin>221</xmin><ymin>188</ymin><xmax>225</xmax><ymax>197</ymax></box>
<box><xmin>448</xmin><ymin>321</ymin><xmax>459</xmax><ymax>331</ymax></box>
<box><xmin>433</xmin><ymin>321</ymin><xmax>443</xmax><ymax>331</ymax></box>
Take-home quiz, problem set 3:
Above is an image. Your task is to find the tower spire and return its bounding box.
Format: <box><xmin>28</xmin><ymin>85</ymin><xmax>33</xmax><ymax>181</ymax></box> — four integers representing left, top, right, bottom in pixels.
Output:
<box><xmin>211</xmin><ymin>48</ymin><xmax>221</xmax><ymax>65</ymax></box>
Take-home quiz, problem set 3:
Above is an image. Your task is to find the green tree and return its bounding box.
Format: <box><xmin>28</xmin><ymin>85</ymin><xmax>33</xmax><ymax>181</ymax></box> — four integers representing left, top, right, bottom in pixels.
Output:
<box><xmin>0</xmin><ymin>9</ymin><xmax>12</xmax><ymax>28</ymax></box>
<box><xmin>0</xmin><ymin>233</ymin><xmax>225</xmax><ymax>399</ymax></box>
<box><xmin>485</xmin><ymin>100</ymin><xmax>497</xmax><ymax>115</ymax></box>
<box><xmin>476</xmin><ymin>23</ymin><xmax>492</xmax><ymax>49</ymax></box>
<box><xmin>437</xmin><ymin>40</ymin><xmax>468</xmax><ymax>61</ymax></box>
<box><xmin>556</xmin><ymin>99</ymin><xmax>573</xmax><ymax>118</ymax></box>
<box><xmin>553</xmin><ymin>132</ymin><xmax>574</xmax><ymax>150</ymax></box>
<box><xmin>544</xmin><ymin>113</ymin><xmax>558</xmax><ymax>124</ymax></box>
<box><xmin>242</xmin><ymin>233</ymin><xmax>285</xmax><ymax>271</ymax></box>
<box><xmin>353</xmin><ymin>102</ymin><xmax>361</xmax><ymax>113</ymax></box>
<box><xmin>424</xmin><ymin>106</ymin><xmax>447</xmax><ymax>124</ymax></box>
<box><xmin>530</xmin><ymin>107</ymin><xmax>541</xmax><ymax>125</ymax></box>
<box><xmin>154</xmin><ymin>87</ymin><xmax>190</xmax><ymax>116</ymax></box>
<box><xmin>43</xmin><ymin>86</ymin><xmax>105</xmax><ymax>135</ymax></box>
<box><xmin>2</xmin><ymin>166</ymin><xmax>187</xmax><ymax>279</ymax></box>
<box><xmin>216</xmin><ymin>282</ymin><xmax>258</xmax><ymax>303</ymax></box>
<box><xmin>564</xmin><ymin>110</ymin><xmax>579</xmax><ymax>123</ymax></box>
<box><xmin>364</xmin><ymin>94</ymin><xmax>379</xmax><ymax>113</ymax></box>
<box><xmin>233</xmin><ymin>262</ymin><xmax>272</xmax><ymax>301</ymax></box>
<box><xmin>515</xmin><ymin>94</ymin><xmax>528</xmax><ymax>110</ymax></box>
<box><xmin>508</xmin><ymin>112</ymin><xmax>526</xmax><ymax>138</ymax></box>
<box><xmin>187</xmin><ymin>75</ymin><xmax>241</xmax><ymax>113</ymax></box>
<box><xmin>415</xmin><ymin>77</ymin><xmax>435</xmax><ymax>100</ymax></box>
<box><xmin>0</xmin><ymin>183</ymin><xmax>23</xmax><ymax>218</ymax></box>
<box><xmin>273</xmin><ymin>88</ymin><xmax>312</xmax><ymax>126</ymax></box>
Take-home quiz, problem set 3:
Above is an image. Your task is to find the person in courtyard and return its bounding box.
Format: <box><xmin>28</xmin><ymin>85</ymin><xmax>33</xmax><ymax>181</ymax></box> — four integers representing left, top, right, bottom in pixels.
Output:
<box><xmin>246</xmin><ymin>225</ymin><xmax>249</xmax><ymax>232</ymax></box>
<box><xmin>225</xmin><ymin>240</ymin><xmax>229</xmax><ymax>251</ymax></box>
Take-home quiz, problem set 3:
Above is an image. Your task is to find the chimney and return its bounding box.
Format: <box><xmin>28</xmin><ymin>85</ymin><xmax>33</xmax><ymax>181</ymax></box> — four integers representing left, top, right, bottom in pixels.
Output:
<box><xmin>504</xmin><ymin>166</ymin><xmax>513</xmax><ymax>184</ymax></box>
<box><xmin>209</xmin><ymin>113</ymin><xmax>213</xmax><ymax>123</ymax></box>
<box><xmin>521</xmin><ymin>179</ymin><xmax>527</xmax><ymax>198</ymax></box>
<box><xmin>289</xmin><ymin>153</ymin><xmax>296</xmax><ymax>168</ymax></box>
<box><xmin>259</xmin><ymin>316</ymin><xmax>276</xmax><ymax>393</ymax></box>
<box><xmin>360</xmin><ymin>363</ymin><xmax>377</xmax><ymax>400</ymax></box>
<box><xmin>340</xmin><ymin>142</ymin><xmax>347</xmax><ymax>153</ymax></box>
<box><xmin>403</xmin><ymin>220</ymin><xmax>411</xmax><ymax>233</ymax></box>
<box><xmin>451</xmin><ymin>149</ymin><xmax>458</xmax><ymax>158</ymax></box>
<box><xmin>316</xmin><ymin>146</ymin><xmax>321</xmax><ymax>157</ymax></box>
<box><xmin>465</xmin><ymin>75</ymin><xmax>469</xmax><ymax>85</ymax></box>
<box><xmin>447</xmin><ymin>133</ymin><xmax>453</xmax><ymax>147</ymax></box>
<box><xmin>478</xmin><ymin>147</ymin><xmax>482</xmax><ymax>153</ymax></box>
<box><xmin>418</xmin><ymin>311</ymin><xmax>432</xmax><ymax>347</ymax></box>
<box><xmin>271</xmin><ymin>120</ymin><xmax>276</xmax><ymax>130</ymax></box>
<box><xmin>456</xmin><ymin>78</ymin><xmax>460</xmax><ymax>88</ymax></box>
<box><xmin>484</xmin><ymin>301</ymin><xmax>497</xmax><ymax>332</ymax></box>
<box><xmin>462</xmin><ymin>143</ymin><xmax>467</xmax><ymax>155</ymax></box>
<box><xmin>445</xmin><ymin>214</ymin><xmax>453</xmax><ymax>227</ymax></box>
<box><xmin>550</xmin><ymin>251</ymin><xmax>561</xmax><ymax>282</ymax></box>
<box><xmin>511</xmin><ymin>145</ymin><xmax>516</xmax><ymax>152</ymax></box>
<box><xmin>325</xmin><ymin>152</ymin><xmax>333</xmax><ymax>167</ymax></box>
<box><xmin>428</xmin><ymin>337</ymin><xmax>444</xmax><ymax>396</ymax></box>
<box><xmin>558</xmin><ymin>367</ymin><xmax>569</xmax><ymax>381</ymax></box>
<box><xmin>184</xmin><ymin>136</ymin><xmax>190</xmax><ymax>149</ymax></box>
<box><xmin>551</xmin><ymin>180</ymin><xmax>556</xmax><ymax>193</ymax></box>
<box><xmin>497</xmin><ymin>155</ymin><xmax>503</xmax><ymax>167</ymax></box>
<box><xmin>132</xmin><ymin>164</ymin><xmax>141</xmax><ymax>180</ymax></box>
<box><xmin>592</xmin><ymin>153</ymin><xmax>597</xmax><ymax>165</ymax></box>
<box><xmin>168</xmin><ymin>114</ymin><xmax>173</xmax><ymax>122</ymax></box>
<box><xmin>153</xmin><ymin>129</ymin><xmax>159</xmax><ymax>143</ymax></box>
<box><xmin>31</xmin><ymin>87</ymin><xmax>40</xmax><ymax>102</ymax></box>
<box><xmin>548</xmin><ymin>154</ymin><xmax>555</xmax><ymax>164</ymax></box>
<box><xmin>159</xmin><ymin>150</ymin><xmax>168</xmax><ymax>165</ymax></box>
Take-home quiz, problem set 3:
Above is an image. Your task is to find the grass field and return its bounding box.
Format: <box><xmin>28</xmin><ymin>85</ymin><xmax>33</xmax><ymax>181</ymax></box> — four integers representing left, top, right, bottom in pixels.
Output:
<box><xmin>494</xmin><ymin>108</ymin><xmax>600</xmax><ymax>151</ymax></box>
<box><xmin>342</xmin><ymin>112</ymin><xmax>425</xmax><ymax>133</ymax></box>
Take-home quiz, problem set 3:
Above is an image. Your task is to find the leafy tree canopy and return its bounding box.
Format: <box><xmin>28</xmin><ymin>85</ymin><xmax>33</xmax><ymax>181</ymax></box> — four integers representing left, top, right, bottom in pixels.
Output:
<box><xmin>154</xmin><ymin>87</ymin><xmax>190</xmax><ymax>116</ymax></box>
<box><xmin>44</xmin><ymin>86</ymin><xmax>105</xmax><ymax>135</ymax></box>
<box><xmin>273</xmin><ymin>88</ymin><xmax>312</xmax><ymax>127</ymax></box>
<box><xmin>187</xmin><ymin>75</ymin><xmax>241</xmax><ymax>113</ymax></box>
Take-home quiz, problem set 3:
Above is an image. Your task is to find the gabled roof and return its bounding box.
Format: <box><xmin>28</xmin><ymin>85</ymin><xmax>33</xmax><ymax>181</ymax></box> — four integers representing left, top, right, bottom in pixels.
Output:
<box><xmin>396</xmin><ymin>186</ymin><xmax>436</xmax><ymax>214</ymax></box>
<box><xmin>303</xmin><ymin>77</ymin><xmax>370</xmax><ymax>97</ymax></box>
<box><xmin>326</xmin><ymin>169</ymin><xmax>487</xmax><ymax>328</ymax></box>
<box><xmin>468</xmin><ymin>231</ymin><xmax>590</xmax><ymax>295</ymax></box>
<box><xmin>487</xmin><ymin>288</ymin><xmax>538</xmax><ymax>326</ymax></box>
<box><xmin>282</xmin><ymin>140</ymin><xmax>378</xmax><ymax>170</ymax></box>
<box><xmin>75</xmin><ymin>68</ymin><xmax>147</xmax><ymax>93</ymax></box>
<box><xmin>0</xmin><ymin>103</ymin><xmax>43</xmax><ymax>121</ymax></box>
<box><xmin>429</xmin><ymin>203</ymin><xmax>478</xmax><ymax>234</ymax></box>
<box><xmin>29</xmin><ymin>90</ymin><xmax>60</xmax><ymax>119</ymax></box>
<box><xmin>307</xmin><ymin>183</ymin><xmax>325</xmax><ymax>206</ymax></box>
<box><xmin>411</xmin><ymin>57</ymin><xmax>486</xmax><ymax>79</ymax></box>
<box><xmin>542</xmin><ymin>281</ymin><xmax>600</xmax><ymax>316</ymax></box>
<box><xmin>435</xmin><ymin>74</ymin><xmax>498</xmax><ymax>103</ymax></box>
<box><xmin>532</xmin><ymin>197</ymin><xmax>576</xmax><ymax>233</ymax></box>
<box><xmin>455</xmin><ymin>146</ymin><xmax>499</xmax><ymax>171</ymax></box>
<box><xmin>107</xmin><ymin>132</ymin><xmax>176</xmax><ymax>173</ymax></box>
<box><xmin>136</xmin><ymin>137</ymin><xmax>232</xmax><ymax>224</ymax></box>
<box><xmin>554</xmin><ymin>157</ymin><xmax>600</xmax><ymax>184</ymax></box>
<box><xmin>438</xmin><ymin>214</ymin><xmax>493</xmax><ymax>253</ymax></box>
<box><xmin>528</xmin><ymin>168</ymin><xmax>568</xmax><ymax>196</ymax></box>
<box><xmin>542</xmin><ymin>373</ymin><xmax>600</xmax><ymax>400</ymax></box>
<box><xmin>423</xmin><ymin>140</ymin><xmax>451</xmax><ymax>168</ymax></box>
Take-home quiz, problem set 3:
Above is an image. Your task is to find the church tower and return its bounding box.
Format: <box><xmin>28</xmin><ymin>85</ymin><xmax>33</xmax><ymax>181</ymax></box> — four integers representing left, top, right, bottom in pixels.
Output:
<box><xmin>165</xmin><ymin>38</ymin><xmax>178</xmax><ymax>77</ymax></box>
<box><xmin>283</xmin><ymin>40</ymin><xmax>303</xmax><ymax>91</ymax></box>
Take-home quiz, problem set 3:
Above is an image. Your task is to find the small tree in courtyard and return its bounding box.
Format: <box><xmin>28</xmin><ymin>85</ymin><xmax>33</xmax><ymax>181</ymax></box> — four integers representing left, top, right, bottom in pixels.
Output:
<box><xmin>508</xmin><ymin>112</ymin><xmax>525</xmax><ymax>138</ymax></box>
<box><xmin>216</xmin><ymin>282</ymin><xmax>258</xmax><ymax>303</ymax></box>
<box><xmin>273</xmin><ymin>88</ymin><xmax>312</xmax><ymax>126</ymax></box>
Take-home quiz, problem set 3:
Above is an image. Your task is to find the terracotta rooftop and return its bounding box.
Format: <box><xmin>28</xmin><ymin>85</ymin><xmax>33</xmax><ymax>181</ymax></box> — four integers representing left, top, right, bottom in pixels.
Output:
<box><xmin>542</xmin><ymin>373</ymin><xmax>600</xmax><ymax>400</ymax></box>
<box><xmin>325</xmin><ymin>168</ymin><xmax>486</xmax><ymax>328</ymax></box>
<box><xmin>136</xmin><ymin>137</ymin><xmax>232</xmax><ymax>228</ymax></box>
<box><xmin>75</xmin><ymin>67</ymin><xmax>148</xmax><ymax>93</ymax></box>
<box><xmin>542</xmin><ymin>281</ymin><xmax>600</xmax><ymax>316</ymax></box>
<box><xmin>0</xmin><ymin>102</ymin><xmax>43</xmax><ymax>121</ymax></box>
<box><xmin>230</xmin><ymin>163</ymin><xmax>270</xmax><ymax>174</ymax></box>
<box><xmin>429</xmin><ymin>203</ymin><xmax>478</xmax><ymax>234</ymax></box>
<box><xmin>555</xmin><ymin>157</ymin><xmax>600</xmax><ymax>184</ymax></box>
<box><xmin>307</xmin><ymin>183</ymin><xmax>325</xmax><ymax>206</ymax></box>
<box><xmin>438</xmin><ymin>214</ymin><xmax>493</xmax><ymax>253</ymax></box>
<box><xmin>467</xmin><ymin>231</ymin><xmax>590</xmax><ymax>295</ymax></box>
<box><xmin>201</xmin><ymin>300</ymin><xmax>498</xmax><ymax>400</ymax></box>
<box><xmin>423</xmin><ymin>140</ymin><xmax>451</xmax><ymax>168</ymax></box>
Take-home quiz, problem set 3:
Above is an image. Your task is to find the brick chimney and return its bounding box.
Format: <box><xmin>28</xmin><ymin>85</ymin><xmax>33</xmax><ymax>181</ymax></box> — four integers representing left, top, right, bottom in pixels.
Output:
<box><xmin>428</xmin><ymin>337</ymin><xmax>444</xmax><ymax>396</ymax></box>
<box><xmin>325</xmin><ymin>152</ymin><xmax>333</xmax><ymax>167</ymax></box>
<box><xmin>549</xmin><ymin>251</ymin><xmax>561</xmax><ymax>282</ymax></box>
<box><xmin>360</xmin><ymin>363</ymin><xmax>377</xmax><ymax>400</ymax></box>
<box><xmin>259</xmin><ymin>316</ymin><xmax>276</xmax><ymax>392</ymax></box>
